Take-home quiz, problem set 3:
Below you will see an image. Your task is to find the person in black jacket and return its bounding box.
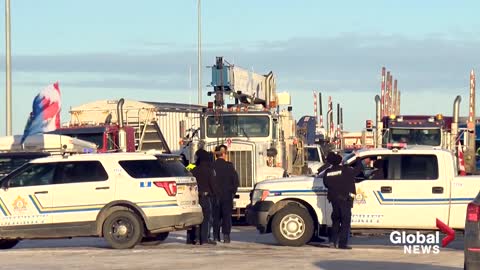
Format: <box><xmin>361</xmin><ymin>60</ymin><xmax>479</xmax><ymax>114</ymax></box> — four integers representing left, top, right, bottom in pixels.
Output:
<box><xmin>212</xmin><ymin>144</ymin><xmax>239</xmax><ymax>243</ymax></box>
<box><xmin>187</xmin><ymin>149</ymin><xmax>217</xmax><ymax>245</ymax></box>
<box><xmin>323</xmin><ymin>152</ymin><xmax>359</xmax><ymax>249</ymax></box>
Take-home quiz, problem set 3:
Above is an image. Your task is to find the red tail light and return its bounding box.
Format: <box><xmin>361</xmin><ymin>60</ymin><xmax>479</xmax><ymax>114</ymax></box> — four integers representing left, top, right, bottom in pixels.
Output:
<box><xmin>154</xmin><ymin>181</ymin><xmax>177</xmax><ymax>196</ymax></box>
<box><xmin>467</xmin><ymin>202</ymin><xmax>480</xmax><ymax>222</ymax></box>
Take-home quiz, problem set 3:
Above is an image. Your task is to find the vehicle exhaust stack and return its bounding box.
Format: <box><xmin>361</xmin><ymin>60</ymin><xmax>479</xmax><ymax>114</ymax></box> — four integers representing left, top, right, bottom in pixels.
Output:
<box><xmin>319</xmin><ymin>92</ymin><xmax>323</xmax><ymax>128</ymax></box>
<box><xmin>117</xmin><ymin>98</ymin><xmax>127</xmax><ymax>152</ymax></box>
<box><xmin>375</xmin><ymin>95</ymin><xmax>382</xmax><ymax>148</ymax></box>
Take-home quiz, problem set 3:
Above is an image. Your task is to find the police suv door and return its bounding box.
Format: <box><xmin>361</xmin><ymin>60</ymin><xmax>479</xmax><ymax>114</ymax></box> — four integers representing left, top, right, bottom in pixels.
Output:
<box><xmin>51</xmin><ymin>160</ymin><xmax>113</xmax><ymax>225</ymax></box>
<box><xmin>351</xmin><ymin>155</ymin><xmax>397</xmax><ymax>228</ymax></box>
<box><xmin>0</xmin><ymin>162</ymin><xmax>54</xmax><ymax>229</ymax></box>
<box><xmin>389</xmin><ymin>153</ymin><xmax>449</xmax><ymax>229</ymax></box>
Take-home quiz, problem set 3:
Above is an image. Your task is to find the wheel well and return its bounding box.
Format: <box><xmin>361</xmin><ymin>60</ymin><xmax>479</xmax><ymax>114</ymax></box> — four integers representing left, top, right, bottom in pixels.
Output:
<box><xmin>95</xmin><ymin>201</ymin><xmax>148</xmax><ymax>236</ymax></box>
<box><xmin>267</xmin><ymin>198</ymin><xmax>319</xmax><ymax>234</ymax></box>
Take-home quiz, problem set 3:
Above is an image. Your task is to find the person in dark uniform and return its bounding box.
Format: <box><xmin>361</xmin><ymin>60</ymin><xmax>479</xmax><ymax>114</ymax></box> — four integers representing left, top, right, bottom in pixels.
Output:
<box><xmin>186</xmin><ymin>149</ymin><xmax>217</xmax><ymax>245</ymax></box>
<box><xmin>212</xmin><ymin>144</ymin><xmax>239</xmax><ymax>243</ymax></box>
<box><xmin>323</xmin><ymin>152</ymin><xmax>359</xmax><ymax>249</ymax></box>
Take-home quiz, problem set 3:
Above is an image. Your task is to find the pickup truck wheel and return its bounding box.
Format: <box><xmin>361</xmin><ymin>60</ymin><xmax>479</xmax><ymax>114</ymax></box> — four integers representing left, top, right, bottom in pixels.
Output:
<box><xmin>272</xmin><ymin>205</ymin><xmax>314</xmax><ymax>247</ymax></box>
<box><xmin>0</xmin><ymin>239</ymin><xmax>18</xmax><ymax>249</ymax></box>
<box><xmin>141</xmin><ymin>232</ymin><xmax>169</xmax><ymax>246</ymax></box>
<box><xmin>103</xmin><ymin>210</ymin><xmax>144</xmax><ymax>249</ymax></box>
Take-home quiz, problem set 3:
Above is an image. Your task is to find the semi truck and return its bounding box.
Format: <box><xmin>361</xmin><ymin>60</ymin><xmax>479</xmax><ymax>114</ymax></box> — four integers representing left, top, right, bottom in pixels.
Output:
<box><xmin>182</xmin><ymin>56</ymin><xmax>307</xmax><ymax>217</ymax></box>
<box><xmin>57</xmin><ymin>98</ymin><xmax>204</xmax><ymax>154</ymax></box>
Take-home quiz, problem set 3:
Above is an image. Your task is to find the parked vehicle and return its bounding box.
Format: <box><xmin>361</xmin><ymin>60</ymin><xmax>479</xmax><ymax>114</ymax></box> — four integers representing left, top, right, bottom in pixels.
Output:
<box><xmin>0</xmin><ymin>152</ymin><xmax>202</xmax><ymax>249</ymax></box>
<box><xmin>182</xmin><ymin>57</ymin><xmax>306</xmax><ymax>217</ymax></box>
<box><xmin>247</xmin><ymin>145</ymin><xmax>480</xmax><ymax>246</ymax></box>
<box><xmin>0</xmin><ymin>134</ymin><xmax>97</xmax><ymax>178</ymax></box>
<box><xmin>64</xmin><ymin>98</ymin><xmax>204</xmax><ymax>153</ymax></box>
<box><xmin>464</xmin><ymin>192</ymin><xmax>480</xmax><ymax>269</ymax></box>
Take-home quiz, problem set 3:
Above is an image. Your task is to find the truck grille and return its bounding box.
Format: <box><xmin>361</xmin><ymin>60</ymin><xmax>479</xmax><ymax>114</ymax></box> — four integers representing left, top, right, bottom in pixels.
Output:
<box><xmin>229</xmin><ymin>150</ymin><xmax>253</xmax><ymax>188</ymax></box>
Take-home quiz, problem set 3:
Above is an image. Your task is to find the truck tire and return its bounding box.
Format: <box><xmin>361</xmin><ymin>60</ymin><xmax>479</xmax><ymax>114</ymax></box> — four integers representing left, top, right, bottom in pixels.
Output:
<box><xmin>272</xmin><ymin>204</ymin><xmax>314</xmax><ymax>247</ymax></box>
<box><xmin>141</xmin><ymin>232</ymin><xmax>169</xmax><ymax>246</ymax></box>
<box><xmin>103</xmin><ymin>210</ymin><xmax>144</xmax><ymax>249</ymax></box>
<box><xmin>0</xmin><ymin>239</ymin><xmax>18</xmax><ymax>249</ymax></box>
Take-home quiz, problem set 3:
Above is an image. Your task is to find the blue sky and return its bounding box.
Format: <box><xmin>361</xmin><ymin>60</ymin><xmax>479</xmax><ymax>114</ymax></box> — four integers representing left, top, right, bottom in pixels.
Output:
<box><xmin>0</xmin><ymin>0</ymin><xmax>480</xmax><ymax>134</ymax></box>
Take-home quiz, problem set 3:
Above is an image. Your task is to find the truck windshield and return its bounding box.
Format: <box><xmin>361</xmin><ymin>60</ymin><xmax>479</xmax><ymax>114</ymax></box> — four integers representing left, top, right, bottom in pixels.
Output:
<box><xmin>306</xmin><ymin>148</ymin><xmax>320</xmax><ymax>162</ymax></box>
<box><xmin>206</xmin><ymin>116</ymin><xmax>270</xmax><ymax>138</ymax></box>
<box><xmin>389</xmin><ymin>128</ymin><xmax>441</xmax><ymax>146</ymax></box>
<box><xmin>62</xmin><ymin>133</ymin><xmax>104</xmax><ymax>149</ymax></box>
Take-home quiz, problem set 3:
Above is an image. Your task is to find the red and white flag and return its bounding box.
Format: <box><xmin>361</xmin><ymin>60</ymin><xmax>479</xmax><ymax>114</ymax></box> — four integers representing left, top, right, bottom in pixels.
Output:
<box><xmin>458</xmin><ymin>142</ymin><xmax>467</xmax><ymax>176</ymax></box>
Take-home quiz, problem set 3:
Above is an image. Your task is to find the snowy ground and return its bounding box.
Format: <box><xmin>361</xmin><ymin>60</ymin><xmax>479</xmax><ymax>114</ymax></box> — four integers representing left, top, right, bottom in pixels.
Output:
<box><xmin>0</xmin><ymin>226</ymin><xmax>464</xmax><ymax>270</ymax></box>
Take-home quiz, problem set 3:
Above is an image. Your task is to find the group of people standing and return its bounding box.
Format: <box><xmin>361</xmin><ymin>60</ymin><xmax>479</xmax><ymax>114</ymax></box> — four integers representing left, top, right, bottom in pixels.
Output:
<box><xmin>185</xmin><ymin>144</ymin><xmax>239</xmax><ymax>245</ymax></box>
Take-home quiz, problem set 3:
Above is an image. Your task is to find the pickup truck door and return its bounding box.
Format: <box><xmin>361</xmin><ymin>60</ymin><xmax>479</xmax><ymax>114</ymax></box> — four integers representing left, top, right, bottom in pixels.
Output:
<box><xmin>351</xmin><ymin>155</ymin><xmax>397</xmax><ymax>228</ymax></box>
<box><xmin>389</xmin><ymin>154</ymin><xmax>449</xmax><ymax>229</ymax></box>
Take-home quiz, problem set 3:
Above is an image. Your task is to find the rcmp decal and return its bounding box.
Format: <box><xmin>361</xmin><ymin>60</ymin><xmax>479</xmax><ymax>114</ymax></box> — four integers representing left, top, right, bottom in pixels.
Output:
<box><xmin>354</xmin><ymin>188</ymin><xmax>367</xmax><ymax>205</ymax></box>
<box><xmin>12</xmin><ymin>196</ymin><xmax>28</xmax><ymax>213</ymax></box>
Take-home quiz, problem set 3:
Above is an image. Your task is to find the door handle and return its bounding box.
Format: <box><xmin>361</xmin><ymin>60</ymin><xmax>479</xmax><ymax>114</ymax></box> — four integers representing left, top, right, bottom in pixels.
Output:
<box><xmin>95</xmin><ymin>187</ymin><xmax>110</xmax><ymax>190</ymax></box>
<box><xmin>432</xmin><ymin>187</ymin><xmax>444</xmax><ymax>194</ymax></box>
<box><xmin>34</xmin><ymin>191</ymin><xmax>48</xmax><ymax>194</ymax></box>
<box><xmin>381</xmin><ymin>186</ymin><xmax>392</xmax><ymax>193</ymax></box>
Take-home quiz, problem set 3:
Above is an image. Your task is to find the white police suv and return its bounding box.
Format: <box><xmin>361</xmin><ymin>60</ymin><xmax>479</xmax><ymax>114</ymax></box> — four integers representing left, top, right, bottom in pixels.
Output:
<box><xmin>0</xmin><ymin>152</ymin><xmax>202</xmax><ymax>249</ymax></box>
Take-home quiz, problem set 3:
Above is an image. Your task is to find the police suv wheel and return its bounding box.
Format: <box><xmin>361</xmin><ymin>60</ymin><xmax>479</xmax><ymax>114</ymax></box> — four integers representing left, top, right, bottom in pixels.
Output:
<box><xmin>141</xmin><ymin>232</ymin><xmax>169</xmax><ymax>246</ymax></box>
<box><xmin>0</xmin><ymin>239</ymin><xmax>19</xmax><ymax>249</ymax></box>
<box><xmin>272</xmin><ymin>205</ymin><xmax>314</xmax><ymax>247</ymax></box>
<box><xmin>103</xmin><ymin>210</ymin><xmax>144</xmax><ymax>249</ymax></box>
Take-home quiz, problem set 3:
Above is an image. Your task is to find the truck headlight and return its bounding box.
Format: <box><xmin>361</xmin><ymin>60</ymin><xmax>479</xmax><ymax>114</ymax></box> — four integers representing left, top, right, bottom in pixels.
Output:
<box><xmin>251</xmin><ymin>189</ymin><xmax>270</xmax><ymax>205</ymax></box>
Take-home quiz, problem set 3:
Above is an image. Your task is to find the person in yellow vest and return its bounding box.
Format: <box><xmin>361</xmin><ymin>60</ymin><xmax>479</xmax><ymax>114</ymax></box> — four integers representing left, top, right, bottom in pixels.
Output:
<box><xmin>186</xmin><ymin>163</ymin><xmax>196</xmax><ymax>171</ymax></box>
<box><xmin>185</xmin><ymin>153</ymin><xmax>198</xmax><ymax>244</ymax></box>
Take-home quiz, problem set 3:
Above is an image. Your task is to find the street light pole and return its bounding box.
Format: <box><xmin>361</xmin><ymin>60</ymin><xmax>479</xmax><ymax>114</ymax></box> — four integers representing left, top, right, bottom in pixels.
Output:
<box><xmin>197</xmin><ymin>0</ymin><xmax>202</xmax><ymax>105</ymax></box>
<box><xmin>5</xmin><ymin>0</ymin><xmax>12</xmax><ymax>135</ymax></box>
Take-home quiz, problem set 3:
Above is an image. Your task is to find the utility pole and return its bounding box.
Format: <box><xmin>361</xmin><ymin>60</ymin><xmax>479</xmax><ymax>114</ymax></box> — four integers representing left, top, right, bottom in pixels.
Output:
<box><xmin>197</xmin><ymin>0</ymin><xmax>202</xmax><ymax>105</ymax></box>
<box><xmin>5</xmin><ymin>0</ymin><xmax>12</xmax><ymax>135</ymax></box>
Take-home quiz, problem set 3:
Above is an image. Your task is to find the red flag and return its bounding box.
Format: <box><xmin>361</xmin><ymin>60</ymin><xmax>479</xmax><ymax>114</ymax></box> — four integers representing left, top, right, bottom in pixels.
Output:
<box><xmin>458</xmin><ymin>142</ymin><xmax>467</xmax><ymax>176</ymax></box>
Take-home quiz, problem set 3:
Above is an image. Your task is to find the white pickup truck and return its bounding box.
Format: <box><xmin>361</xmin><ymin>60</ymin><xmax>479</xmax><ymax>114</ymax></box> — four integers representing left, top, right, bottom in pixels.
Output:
<box><xmin>246</xmin><ymin>145</ymin><xmax>480</xmax><ymax>246</ymax></box>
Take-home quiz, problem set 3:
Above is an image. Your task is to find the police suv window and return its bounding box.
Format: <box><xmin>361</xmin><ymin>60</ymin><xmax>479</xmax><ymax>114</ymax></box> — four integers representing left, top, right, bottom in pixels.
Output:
<box><xmin>54</xmin><ymin>161</ymin><xmax>109</xmax><ymax>184</ymax></box>
<box><xmin>119</xmin><ymin>158</ymin><xmax>191</xmax><ymax>179</ymax></box>
<box><xmin>399</xmin><ymin>155</ymin><xmax>438</xmax><ymax>180</ymax></box>
<box><xmin>7</xmin><ymin>163</ymin><xmax>56</xmax><ymax>188</ymax></box>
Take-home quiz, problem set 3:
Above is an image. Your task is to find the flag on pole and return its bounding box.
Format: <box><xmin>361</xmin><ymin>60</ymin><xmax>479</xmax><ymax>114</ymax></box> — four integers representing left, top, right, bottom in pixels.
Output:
<box><xmin>21</xmin><ymin>82</ymin><xmax>61</xmax><ymax>144</ymax></box>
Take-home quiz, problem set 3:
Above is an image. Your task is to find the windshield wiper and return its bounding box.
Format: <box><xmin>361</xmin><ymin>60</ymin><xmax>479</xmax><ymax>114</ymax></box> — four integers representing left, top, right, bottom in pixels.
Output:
<box><xmin>241</xmin><ymin>128</ymin><xmax>250</xmax><ymax>140</ymax></box>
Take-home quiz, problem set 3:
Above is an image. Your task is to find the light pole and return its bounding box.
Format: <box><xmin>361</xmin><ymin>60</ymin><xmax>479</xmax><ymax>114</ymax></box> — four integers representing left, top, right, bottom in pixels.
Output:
<box><xmin>197</xmin><ymin>0</ymin><xmax>202</xmax><ymax>105</ymax></box>
<box><xmin>5</xmin><ymin>0</ymin><xmax>12</xmax><ymax>135</ymax></box>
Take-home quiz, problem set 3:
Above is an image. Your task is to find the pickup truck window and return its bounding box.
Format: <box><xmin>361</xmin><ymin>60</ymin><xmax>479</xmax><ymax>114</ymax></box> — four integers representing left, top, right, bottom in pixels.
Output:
<box><xmin>399</xmin><ymin>155</ymin><xmax>438</xmax><ymax>180</ymax></box>
<box><xmin>306</xmin><ymin>148</ymin><xmax>321</xmax><ymax>162</ymax></box>
<box><xmin>347</xmin><ymin>155</ymin><xmax>390</xmax><ymax>181</ymax></box>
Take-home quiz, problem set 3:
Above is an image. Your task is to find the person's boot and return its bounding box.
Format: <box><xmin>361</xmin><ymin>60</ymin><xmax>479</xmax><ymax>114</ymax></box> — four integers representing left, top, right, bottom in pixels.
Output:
<box><xmin>213</xmin><ymin>232</ymin><xmax>221</xmax><ymax>242</ymax></box>
<box><xmin>223</xmin><ymin>234</ymin><xmax>230</xmax><ymax>244</ymax></box>
<box><xmin>206</xmin><ymin>239</ymin><xmax>217</xmax><ymax>245</ymax></box>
